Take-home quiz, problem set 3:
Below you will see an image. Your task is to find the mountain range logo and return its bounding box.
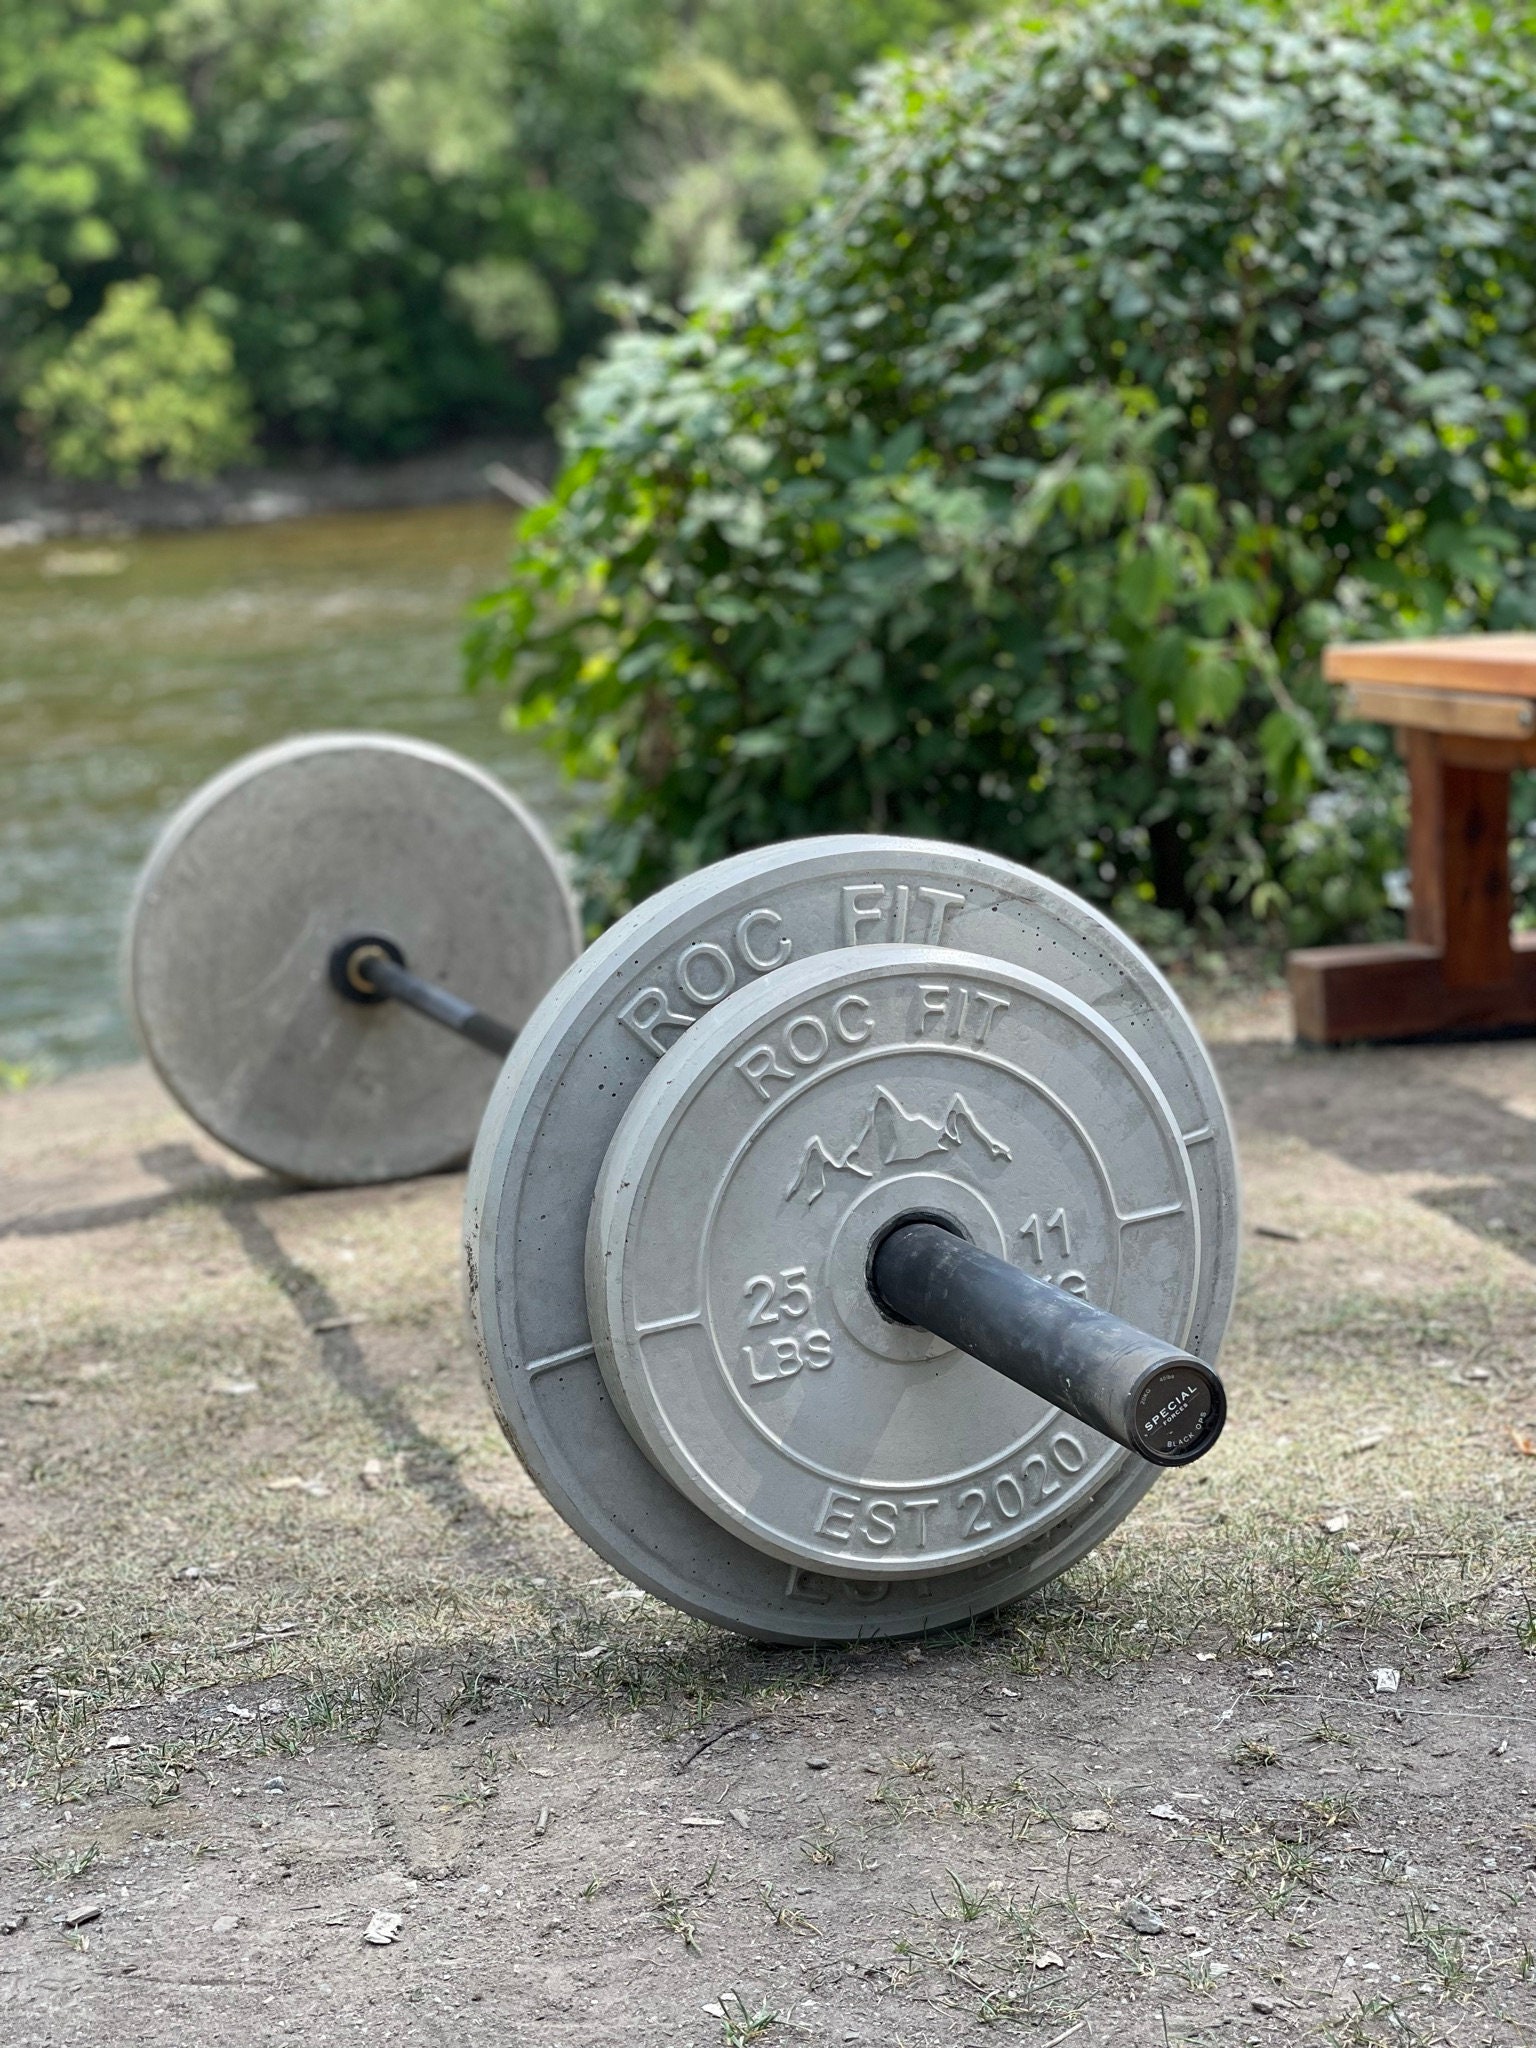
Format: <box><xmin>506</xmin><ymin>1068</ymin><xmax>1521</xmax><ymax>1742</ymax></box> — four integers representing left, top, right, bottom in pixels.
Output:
<box><xmin>785</xmin><ymin>1087</ymin><xmax>1011</xmax><ymax>1206</ymax></box>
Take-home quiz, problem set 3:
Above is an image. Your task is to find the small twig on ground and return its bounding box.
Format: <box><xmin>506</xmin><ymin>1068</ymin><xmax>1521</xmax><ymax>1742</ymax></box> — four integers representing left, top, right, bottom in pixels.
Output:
<box><xmin>676</xmin><ymin>1714</ymin><xmax>768</xmax><ymax>1773</ymax></box>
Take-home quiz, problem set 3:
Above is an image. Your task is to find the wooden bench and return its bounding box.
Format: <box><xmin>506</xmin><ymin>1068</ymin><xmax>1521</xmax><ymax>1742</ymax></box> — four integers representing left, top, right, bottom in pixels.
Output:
<box><xmin>1287</xmin><ymin>633</ymin><xmax>1536</xmax><ymax>1045</ymax></box>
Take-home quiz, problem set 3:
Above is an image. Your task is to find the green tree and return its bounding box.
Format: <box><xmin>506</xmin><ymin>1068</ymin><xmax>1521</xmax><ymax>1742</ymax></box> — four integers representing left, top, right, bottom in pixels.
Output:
<box><xmin>23</xmin><ymin>275</ymin><xmax>252</xmax><ymax>479</ymax></box>
<box><xmin>468</xmin><ymin>0</ymin><xmax>1536</xmax><ymax>941</ymax></box>
<box><xmin>0</xmin><ymin>0</ymin><xmax>191</xmax><ymax>428</ymax></box>
<box><xmin>1</xmin><ymin>0</ymin><xmax>997</xmax><ymax>470</ymax></box>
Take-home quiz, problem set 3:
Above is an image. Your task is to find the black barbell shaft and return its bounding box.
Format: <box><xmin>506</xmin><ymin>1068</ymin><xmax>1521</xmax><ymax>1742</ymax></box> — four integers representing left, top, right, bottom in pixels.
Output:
<box><xmin>357</xmin><ymin>953</ymin><xmax>516</xmax><ymax>1057</ymax></box>
<box><xmin>870</xmin><ymin>1221</ymin><xmax>1225</xmax><ymax>1467</ymax></box>
<box><xmin>328</xmin><ymin>937</ymin><xmax>517</xmax><ymax>1058</ymax></box>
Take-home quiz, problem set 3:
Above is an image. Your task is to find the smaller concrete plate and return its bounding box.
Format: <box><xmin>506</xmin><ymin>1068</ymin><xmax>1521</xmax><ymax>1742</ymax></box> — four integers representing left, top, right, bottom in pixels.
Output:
<box><xmin>125</xmin><ymin>733</ymin><xmax>579</xmax><ymax>1183</ymax></box>
<box><xmin>587</xmin><ymin>946</ymin><xmax>1199</xmax><ymax>1578</ymax></box>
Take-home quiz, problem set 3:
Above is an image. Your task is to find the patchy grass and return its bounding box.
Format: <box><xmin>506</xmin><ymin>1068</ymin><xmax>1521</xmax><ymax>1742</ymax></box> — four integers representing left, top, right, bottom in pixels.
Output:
<box><xmin>2</xmin><ymin>1028</ymin><xmax>1534</xmax><ymax>1791</ymax></box>
<box><xmin>0</xmin><ymin>1008</ymin><xmax>1533</xmax><ymax>2042</ymax></box>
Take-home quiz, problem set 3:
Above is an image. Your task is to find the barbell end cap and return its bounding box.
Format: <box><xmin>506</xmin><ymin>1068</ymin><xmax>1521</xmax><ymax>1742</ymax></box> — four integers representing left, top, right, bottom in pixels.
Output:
<box><xmin>328</xmin><ymin>932</ymin><xmax>405</xmax><ymax>1005</ymax></box>
<box><xmin>1121</xmin><ymin>1354</ymin><xmax>1226</xmax><ymax>1466</ymax></box>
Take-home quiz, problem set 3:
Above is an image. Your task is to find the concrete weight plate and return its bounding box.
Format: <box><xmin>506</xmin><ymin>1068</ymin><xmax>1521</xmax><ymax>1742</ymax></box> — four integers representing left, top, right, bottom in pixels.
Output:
<box><xmin>466</xmin><ymin>836</ymin><xmax>1239</xmax><ymax>1642</ymax></box>
<box><xmin>126</xmin><ymin>733</ymin><xmax>580</xmax><ymax>1184</ymax></box>
<box><xmin>587</xmin><ymin>945</ymin><xmax>1200</xmax><ymax>1579</ymax></box>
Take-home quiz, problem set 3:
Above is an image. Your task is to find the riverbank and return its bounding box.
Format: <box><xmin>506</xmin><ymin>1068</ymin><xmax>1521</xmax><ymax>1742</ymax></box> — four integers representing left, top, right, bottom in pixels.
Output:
<box><xmin>0</xmin><ymin>438</ymin><xmax>555</xmax><ymax>550</ymax></box>
<box><xmin>1</xmin><ymin>992</ymin><xmax>1532</xmax><ymax>2043</ymax></box>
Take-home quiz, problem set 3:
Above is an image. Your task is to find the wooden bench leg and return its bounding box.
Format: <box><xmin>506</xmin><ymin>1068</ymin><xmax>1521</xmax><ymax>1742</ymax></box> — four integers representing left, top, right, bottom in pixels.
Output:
<box><xmin>1288</xmin><ymin>730</ymin><xmax>1536</xmax><ymax>1043</ymax></box>
<box><xmin>1404</xmin><ymin>729</ymin><xmax>1514</xmax><ymax>986</ymax></box>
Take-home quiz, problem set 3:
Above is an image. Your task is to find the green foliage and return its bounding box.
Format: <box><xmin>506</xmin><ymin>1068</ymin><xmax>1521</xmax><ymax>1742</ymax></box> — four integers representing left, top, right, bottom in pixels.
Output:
<box><xmin>627</xmin><ymin>56</ymin><xmax>824</xmax><ymax>299</ymax></box>
<box><xmin>0</xmin><ymin>3</ymin><xmax>190</xmax><ymax>297</ymax></box>
<box><xmin>469</xmin><ymin>0</ymin><xmax>1536</xmax><ymax>938</ymax></box>
<box><xmin>23</xmin><ymin>276</ymin><xmax>253</xmax><ymax>480</ymax></box>
<box><xmin>1275</xmin><ymin>771</ymin><xmax>1409</xmax><ymax>949</ymax></box>
<box><xmin>0</xmin><ymin>0</ymin><xmax>190</xmax><ymax>436</ymax></box>
<box><xmin>0</xmin><ymin>0</ymin><xmax>994</xmax><ymax>471</ymax></box>
<box><xmin>447</xmin><ymin>259</ymin><xmax>563</xmax><ymax>358</ymax></box>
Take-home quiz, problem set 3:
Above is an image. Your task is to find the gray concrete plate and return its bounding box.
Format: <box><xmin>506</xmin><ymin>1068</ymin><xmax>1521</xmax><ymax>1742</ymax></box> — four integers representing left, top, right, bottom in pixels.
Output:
<box><xmin>466</xmin><ymin>837</ymin><xmax>1239</xmax><ymax>1641</ymax></box>
<box><xmin>587</xmin><ymin>945</ymin><xmax>1201</xmax><ymax>1579</ymax></box>
<box><xmin>126</xmin><ymin>733</ymin><xmax>580</xmax><ymax>1184</ymax></box>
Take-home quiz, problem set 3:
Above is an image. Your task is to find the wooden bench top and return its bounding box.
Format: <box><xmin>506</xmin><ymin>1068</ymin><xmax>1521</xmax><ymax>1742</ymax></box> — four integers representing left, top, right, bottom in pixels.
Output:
<box><xmin>1323</xmin><ymin>633</ymin><xmax>1536</xmax><ymax>699</ymax></box>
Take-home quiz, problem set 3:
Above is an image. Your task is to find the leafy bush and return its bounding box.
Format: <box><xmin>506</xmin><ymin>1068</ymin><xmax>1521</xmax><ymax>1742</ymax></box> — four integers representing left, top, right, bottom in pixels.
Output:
<box><xmin>469</xmin><ymin>0</ymin><xmax>1536</xmax><ymax>940</ymax></box>
<box><xmin>23</xmin><ymin>277</ymin><xmax>253</xmax><ymax>481</ymax></box>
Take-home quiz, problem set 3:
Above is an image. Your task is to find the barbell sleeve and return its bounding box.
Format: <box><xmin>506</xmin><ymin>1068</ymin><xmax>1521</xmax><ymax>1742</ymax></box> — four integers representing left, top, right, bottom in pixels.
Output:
<box><xmin>328</xmin><ymin>936</ymin><xmax>517</xmax><ymax>1058</ymax></box>
<box><xmin>870</xmin><ymin>1221</ymin><xmax>1225</xmax><ymax>1467</ymax></box>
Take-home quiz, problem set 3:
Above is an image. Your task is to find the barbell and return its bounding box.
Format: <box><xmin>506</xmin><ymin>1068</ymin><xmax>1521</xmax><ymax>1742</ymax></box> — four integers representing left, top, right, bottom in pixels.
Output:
<box><xmin>126</xmin><ymin>739</ymin><xmax>1240</xmax><ymax>1644</ymax></box>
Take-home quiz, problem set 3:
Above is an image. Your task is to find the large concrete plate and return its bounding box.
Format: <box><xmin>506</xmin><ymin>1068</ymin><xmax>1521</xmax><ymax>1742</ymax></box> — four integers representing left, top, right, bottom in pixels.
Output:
<box><xmin>466</xmin><ymin>837</ymin><xmax>1238</xmax><ymax>1641</ymax></box>
<box><xmin>126</xmin><ymin>733</ymin><xmax>580</xmax><ymax>1184</ymax></box>
<box><xmin>588</xmin><ymin>946</ymin><xmax>1200</xmax><ymax>1578</ymax></box>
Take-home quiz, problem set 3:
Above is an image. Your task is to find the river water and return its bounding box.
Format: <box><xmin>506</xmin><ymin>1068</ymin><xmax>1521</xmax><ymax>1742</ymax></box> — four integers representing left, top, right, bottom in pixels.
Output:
<box><xmin>0</xmin><ymin>501</ymin><xmax>567</xmax><ymax>1077</ymax></box>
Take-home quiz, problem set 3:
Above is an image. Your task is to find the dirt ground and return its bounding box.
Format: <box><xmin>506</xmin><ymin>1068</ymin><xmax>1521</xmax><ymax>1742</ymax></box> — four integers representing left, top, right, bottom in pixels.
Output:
<box><xmin>2</xmin><ymin>984</ymin><xmax>1533</xmax><ymax>2047</ymax></box>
